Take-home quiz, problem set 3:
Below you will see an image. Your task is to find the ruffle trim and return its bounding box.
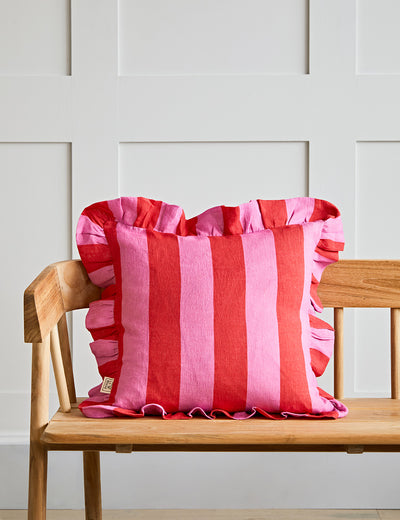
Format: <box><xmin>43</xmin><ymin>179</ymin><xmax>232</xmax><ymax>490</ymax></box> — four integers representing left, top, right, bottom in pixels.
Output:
<box><xmin>77</xmin><ymin>196</ymin><xmax>344</xmax><ymax>293</ymax></box>
<box><xmin>309</xmin><ymin>313</ymin><xmax>334</xmax><ymax>377</ymax></box>
<box><xmin>79</xmin><ymin>396</ymin><xmax>348</xmax><ymax>420</ymax></box>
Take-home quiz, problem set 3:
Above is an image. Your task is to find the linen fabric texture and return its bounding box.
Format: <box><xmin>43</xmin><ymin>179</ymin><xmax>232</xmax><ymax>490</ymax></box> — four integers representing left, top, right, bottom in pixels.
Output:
<box><xmin>76</xmin><ymin>197</ymin><xmax>347</xmax><ymax>420</ymax></box>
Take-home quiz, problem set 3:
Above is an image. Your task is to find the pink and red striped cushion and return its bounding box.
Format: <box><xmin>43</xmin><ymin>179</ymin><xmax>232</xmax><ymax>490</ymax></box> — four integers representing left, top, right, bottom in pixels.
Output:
<box><xmin>76</xmin><ymin>197</ymin><xmax>347</xmax><ymax>419</ymax></box>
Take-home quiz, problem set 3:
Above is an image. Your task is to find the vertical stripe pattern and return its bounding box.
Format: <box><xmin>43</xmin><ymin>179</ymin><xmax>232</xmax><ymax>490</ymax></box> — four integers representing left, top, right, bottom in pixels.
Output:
<box><xmin>178</xmin><ymin>236</ymin><xmax>214</xmax><ymax>411</ymax></box>
<box><xmin>301</xmin><ymin>220</ymin><xmax>328</xmax><ymax>413</ymax></box>
<box><xmin>242</xmin><ymin>231</ymin><xmax>280</xmax><ymax>411</ymax></box>
<box><xmin>146</xmin><ymin>231</ymin><xmax>181</xmax><ymax>412</ymax></box>
<box><xmin>272</xmin><ymin>225</ymin><xmax>312</xmax><ymax>413</ymax></box>
<box><xmin>114</xmin><ymin>223</ymin><xmax>150</xmax><ymax>410</ymax></box>
<box><xmin>77</xmin><ymin>197</ymin><xmax>346</xmax><ymax>420</ymax></box>
<box><xmin>258</xmin><ymin>199</ymin><xmax>288</xmax><ymax>228</ymax></box>
<box><xmin>209</xmin><ymin>235</ymin><xmax>248</xmax><ymax>411</ymax></box>
<box><xmin>222</xmin><ymin>205</ymin><xmax>243</xmax><ymax>235</ymax></box>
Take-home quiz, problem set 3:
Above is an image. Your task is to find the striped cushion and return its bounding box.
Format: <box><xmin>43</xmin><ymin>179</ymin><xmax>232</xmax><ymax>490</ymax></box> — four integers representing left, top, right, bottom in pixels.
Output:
<box><xmin>77</xmin><ymin>197</ymin><xmax>347</xmax><ymax>420</ymax></box>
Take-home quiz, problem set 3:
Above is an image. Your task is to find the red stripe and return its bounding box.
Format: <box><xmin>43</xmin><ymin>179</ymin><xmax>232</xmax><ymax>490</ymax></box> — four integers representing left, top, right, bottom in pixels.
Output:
<box><xmin>88</xmin><ymin>325</ymin><xmax>118</xmax><ymax>342</ymax></box>
<box><xmin>146</xmin><ymin>231</ymin><xmax>181</xmax><ymax>412</ymax></box>
<box><xmin>210</xmin><ymin>235</ymin><xmax>247</xmax><ymax>412</ymax></box>
<box><xmin>102</xmin><ymin>220</ymin><xmax>124</xmax><ymax>405</ymax></box>
<box><xmin>309</xmin><ymin>314</ymin><xmax>334</xmax><ymax>331</ymax></box>
<box><xmin>177</xmin><ymin>214</ymin><xmax>198</xmax><ymax>236</ymax></box>
<box><xmin>113</xmin><ymin>408</ymin><xmax>145</xmax><ymax>418</ymax></box>
<box><xmin>98</xmin><ymin>359</ymin><xmax>119</xmax><ymax>379</ymax></box>
<box><xmin>310</xmin><ymin>348</ymin><xmax>330</xmax><ymax>377</ymax></box>
<box><xmin>81</xmin><ymin>200</ymin><xmax>114</xmax><ymax>227</ymax></box>
<box><xmin>77</xmin><ymin>244</ymin><xmax>113</xmax><ymax>273</ymax></box>
<box><xmin>79</xmin><ymin>399</ymin><xmax>103</xmax><ymax>409</ymax></box>
<box><xmin>318</xmin><ymin>387</ymin><xmax>334</xmax><ymax>400</ymax></box>
<box><xmin>221</xmin><ymin>206</ymin><xmax>243</xmax><ymax>235</ymax></box>
<box><xmin>315</xmin><ymin>244</ymin><xmax>339</xmax><ymax>262</ymax></box>
<box><xmin>318</xmin><ymin>238</ymin><xmax>345</xmax><ymax>252</ymax></box>
<box><xmin>272</xmin><ymin>225</ymin><xmax>312</xmax><ymax>413</ymax></box>
<box><xmin>309</xmin><ymin>199</ymin><xmax>340</xmax><ymax>222</ymax></box>
<box><xmin>101</xmin><ymin>284</ymin><xmax>117</xmax><ymax>300</ymax></box>
<box><xmin>257</xmin><ymin>200</ymin><xmax>288</xmax><ymax>229</ymax></box>
<box><xmin>134</xmin><ymin>197</ymin><xmax>162</xmax><ymax>230</ymax></box>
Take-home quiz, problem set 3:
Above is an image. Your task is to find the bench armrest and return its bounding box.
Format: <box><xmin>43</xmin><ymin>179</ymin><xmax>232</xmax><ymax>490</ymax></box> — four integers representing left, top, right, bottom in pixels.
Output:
<box><xmin>24</xmin><ymin>260</ymin><xmax>101</xmax><ymax>343</ymax></box>
<box><xmin>24</xmin><ymin>265</ymin><xmax>64</xmax><ymax>344</ymax></box>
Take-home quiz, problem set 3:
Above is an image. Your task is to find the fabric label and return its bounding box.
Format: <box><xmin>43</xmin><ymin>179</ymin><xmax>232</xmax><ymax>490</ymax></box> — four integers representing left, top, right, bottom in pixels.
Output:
<box><xmin>100</xmin><ymin>377</ymin><xmax>114</xmax><ymax>394</ymax></box>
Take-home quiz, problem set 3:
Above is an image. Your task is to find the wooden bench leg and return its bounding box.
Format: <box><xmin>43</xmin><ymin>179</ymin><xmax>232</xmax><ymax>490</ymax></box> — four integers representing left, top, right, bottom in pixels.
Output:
<box><xmin>28</xmin><ymin>338</ymin><xmax>50</xmax><ymax>520</ymax></box>
<box><xmin>28</xmin><ymin>443</ymin><xmax>48</xmax><ymax>520</ymax></box>
<box><xmin>83</xmin><ymin>451</ymin><xmax>102</xmax><ymax>520</ymax></box>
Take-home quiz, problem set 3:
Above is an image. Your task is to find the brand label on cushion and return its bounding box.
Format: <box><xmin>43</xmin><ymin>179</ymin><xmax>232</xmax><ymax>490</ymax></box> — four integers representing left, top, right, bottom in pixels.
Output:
<box><xmin>100</xmin><ymin>377</ymin><xmax>114</xmax><ymax>394</ymax></box>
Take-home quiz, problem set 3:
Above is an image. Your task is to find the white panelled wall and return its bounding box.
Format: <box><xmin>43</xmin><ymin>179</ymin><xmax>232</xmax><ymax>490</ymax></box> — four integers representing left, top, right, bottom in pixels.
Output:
<box><xmin>1</xmin><ymin>0</ymin><xmax>400</xmax><ymax>509</ymax></box>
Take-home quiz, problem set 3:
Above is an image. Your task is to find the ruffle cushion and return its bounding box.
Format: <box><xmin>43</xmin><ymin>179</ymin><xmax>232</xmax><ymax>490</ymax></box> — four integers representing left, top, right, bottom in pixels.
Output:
<box><xmin>76</xmin><ymin>196</ymin><xmax>346</xmax><ymax>420</ymax></box>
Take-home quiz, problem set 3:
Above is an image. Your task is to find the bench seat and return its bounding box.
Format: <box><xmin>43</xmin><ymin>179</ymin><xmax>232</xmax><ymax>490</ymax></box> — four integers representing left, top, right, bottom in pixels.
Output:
<box><xmin>42</xmin><ymin>398</ymin><xmax>400</xmax><ymax>452</ymax></box>
<box><xmin>25</xmin><ymin>259</ymin><xmax>400</xmax><ymax>517</ymax></box>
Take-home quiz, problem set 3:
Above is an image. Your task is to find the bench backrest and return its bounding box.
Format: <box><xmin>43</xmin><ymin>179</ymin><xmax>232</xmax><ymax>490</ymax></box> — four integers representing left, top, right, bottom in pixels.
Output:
<box><xmin>24</xmin><ymin>259</ymin><xmax>400</xmax><ymax>404</ymax></box>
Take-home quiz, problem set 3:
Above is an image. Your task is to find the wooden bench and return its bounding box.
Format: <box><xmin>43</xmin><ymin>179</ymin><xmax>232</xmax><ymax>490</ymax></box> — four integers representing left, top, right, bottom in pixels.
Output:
<box><xmin>24</xmin><ymin>259</ymin><xmax>400</xmax><ymax>519</ymax></box>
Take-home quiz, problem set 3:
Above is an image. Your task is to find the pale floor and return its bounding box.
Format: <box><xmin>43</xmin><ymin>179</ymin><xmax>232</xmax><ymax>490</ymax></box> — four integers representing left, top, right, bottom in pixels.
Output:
<box><xmin>1</xmin><ymin>511</ymin><xmax>400</xmax><ymax>520</ymax></box>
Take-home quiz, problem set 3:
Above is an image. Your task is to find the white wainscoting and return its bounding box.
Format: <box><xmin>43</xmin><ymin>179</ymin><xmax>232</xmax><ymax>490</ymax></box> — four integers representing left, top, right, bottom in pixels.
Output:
<box><xmin>1</xmin><ymin>0</ymin><xmax>400</xmax><ymax>509</ymax></box>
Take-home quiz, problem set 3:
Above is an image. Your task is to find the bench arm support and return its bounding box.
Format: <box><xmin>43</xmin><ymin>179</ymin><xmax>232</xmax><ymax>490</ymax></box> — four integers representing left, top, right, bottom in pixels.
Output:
<box><xmin>25</xmin><ymin>264</ymin><xmax>78</xmax><ymax>412</ymax></box>
<box><xmin>24</xmin><ymin>265</ymin><xmax>64</xmax><ymax>344</ymax></box>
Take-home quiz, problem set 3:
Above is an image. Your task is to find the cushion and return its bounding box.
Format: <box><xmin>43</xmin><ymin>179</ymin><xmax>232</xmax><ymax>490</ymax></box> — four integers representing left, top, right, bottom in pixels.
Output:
<box><xmin>76</xmin><ymin>197</ymin><xmax>347</xmax><ymax>420</ymax></box>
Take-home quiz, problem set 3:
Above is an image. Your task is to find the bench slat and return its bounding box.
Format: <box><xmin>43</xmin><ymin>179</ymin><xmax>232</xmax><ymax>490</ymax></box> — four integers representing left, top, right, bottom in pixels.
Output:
<box><xmin>391</xmin><ymin>308</ymin><xmax>400</xmax><ymax>399</ymax></box>
<box><xmin>334</xmin><ymin>307</ymin><xmax>344</xmax><ymax>400</ymax></box>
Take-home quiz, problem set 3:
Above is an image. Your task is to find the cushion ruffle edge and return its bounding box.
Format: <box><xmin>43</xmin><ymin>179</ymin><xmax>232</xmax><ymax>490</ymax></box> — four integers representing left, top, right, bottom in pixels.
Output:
<box><xmin>79</xmin><ymin>397</ymin><xmax>348</xmax><ymax>420</ymax></box>
<box><xmin>76</xmin><ymin>197</ymin><xmax>344</xmax><ymax>295</ymax></box>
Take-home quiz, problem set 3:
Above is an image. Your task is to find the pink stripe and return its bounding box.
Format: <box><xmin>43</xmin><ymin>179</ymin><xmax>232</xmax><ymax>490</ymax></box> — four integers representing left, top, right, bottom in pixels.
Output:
<box><xmin>313</xmin><ymin>252</ymin><xmax>334</xmax><ymax>280</ymax></box>
<box><xmin>77</xmin><ymin>233</ymin><xmax>108</xmax><ymax>247</ymax></box>
<box><xmin>242</xmin><ymin>230</ymin><xmax>280</xmax><ymax>411</ymax></box>
<box><xmin>239</xmin><ymin>200</ymin><xmax>265</xmax><ymax>233</ymax></box>
<box><xmin>108</xmin><ymin>197</ymin><xmax>138</xmax><ymax>226</ymax></box>
<box><xmin>285</xmin><ymin>198</ymin><xmax>315</xmax><ymax>225</ymax></box>
<box><xmin>154</xmin><ymin>202</ymin><xmax>183</xmax><ymax>233</ymax></box>
<box><xmin>86</xmin><ymin>300</ymin><xmax>114</xmax><ymax>329</ymax></box>
<box><xmin>114</xmin><ymin>224</ymin><xmax>150</xmax><ymax>410</ymax></box>
<box><xmin>310</xmin><ymin>327</ymin><xmax>334</xmax><ymax>356</ymax></box>
<box><xmin>320</xmin><ymin>228</ymin><xmax>344</xmax><ymax>242</ymax></box>
<box><xmin>320</xmin><ymin>216</ymin><xmax>344</xmax><ymax>238</ymax></box>
<box><xmin>195</xmin><ymin>206</ymin><xmax>224</xmax><ymax>236</ymax></box>
<box><xmin>89</xmin><ymin>265</ymin><xmax>115</xmax><ymax>287</ymax></box>
<box><xmin>76</xmin><ymin>215</ymin><xmax>109</xmax><ymax>246</ymax></box>
<box><xmin>90</xmin><ymin>340</ymin><xmax>119</xmax><ymax>364</ymax></box>
<box><xmin>178</xmin><ymin>236</ymin><xmax>214</xmax><ymax>411</ymax></box>
<box><xmin>301</xmin><ymin>221</ymin><xmax>333</xmax><ymax>414</ymax></box>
